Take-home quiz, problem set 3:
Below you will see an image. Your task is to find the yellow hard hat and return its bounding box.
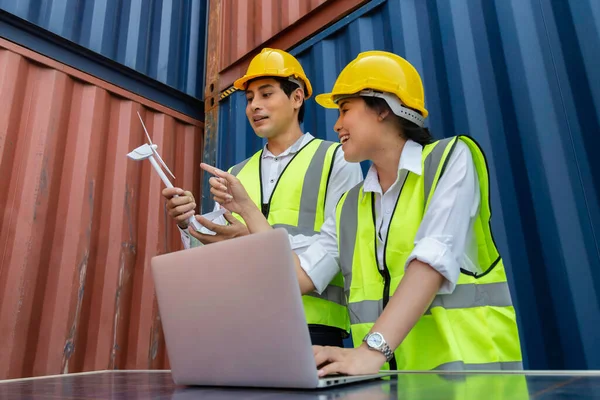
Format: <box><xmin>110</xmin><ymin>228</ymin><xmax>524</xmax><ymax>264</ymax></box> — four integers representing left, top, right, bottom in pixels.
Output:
<box><xmin>315</xmin><ymin>51</ymin><xmax>428</xmax><ymax>119</ymax></box>
<box><xmin>234</xmin><ymin>48</ymin><xmax>313</xmax><ymax>99</ymax></box>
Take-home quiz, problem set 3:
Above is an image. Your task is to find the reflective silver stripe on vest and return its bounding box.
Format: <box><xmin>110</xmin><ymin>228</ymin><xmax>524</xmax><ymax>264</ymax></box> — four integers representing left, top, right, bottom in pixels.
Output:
<box><xmin>305</xmin><ymin>284</ymin><xmax>346</xmax><ymax>306</ymax></box>
<box><xmin>230</xmin><ymin>156</ymin><xmax>253</xmax><ymax>177</ymax></box>
<box><xmin>339</xmin><ymin>183</ymin><xmax>362</xmax><ymax>294</ymax></box>
<box><xmin>348</xmin><ymin>299</ymin><xmax>382</xmax><ymax>325</ymax></box>
<box><xmin>271</xmin><ymin>224</ymin><xmax>318</xmax><ymax>237</ymax></box>
<box><xmin>423</xmin><ymin>137</ymin><xmax>455</xmax><ymax>206</ymax></box>
<box><xmin>425</xmin><ymin>281</ymin><xmax>513</xmax><ymax>315</ymax></box>
<box><xmin>435</xmin><ymin>360</ymin><xmax>523</xmax><ymax>371</ymax></box>
<box><xmin>297</xmin><ymin>141</ymin><xmax>335</xmax><ymax>231</ymax></box>
<box><xmin>348</xmin><ymin>282</ymin><xmax>513</xmax><ymax>324</ymax></box>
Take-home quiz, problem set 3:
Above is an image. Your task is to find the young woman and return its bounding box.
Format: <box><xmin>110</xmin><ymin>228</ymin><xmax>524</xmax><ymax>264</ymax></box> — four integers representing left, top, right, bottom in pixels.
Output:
<box><xmin>200</xmin><ymin>50</ymin><xmax>523</xmax><ymax>376</ymax></box>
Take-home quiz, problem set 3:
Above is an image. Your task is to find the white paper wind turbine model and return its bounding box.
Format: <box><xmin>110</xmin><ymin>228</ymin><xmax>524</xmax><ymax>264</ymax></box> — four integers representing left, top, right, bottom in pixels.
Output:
<box><xmin>127</xmin><ymin>112</ymin><xmax>224</xmax><ymax>233</ymax></box>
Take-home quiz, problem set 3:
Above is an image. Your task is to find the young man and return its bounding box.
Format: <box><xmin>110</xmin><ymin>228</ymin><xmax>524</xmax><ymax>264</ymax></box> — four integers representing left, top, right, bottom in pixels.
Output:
<box><xmin>162</xmin><ymin>48</ymin><xmax>363</xmax><ymax>347</ymax></box>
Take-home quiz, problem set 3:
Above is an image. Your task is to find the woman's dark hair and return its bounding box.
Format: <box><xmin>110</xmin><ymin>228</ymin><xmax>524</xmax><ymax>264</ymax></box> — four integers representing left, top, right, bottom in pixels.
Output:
<box><xmin>363</xmin><ymin>96</ymin><xmax>433</xmax><ymax>146</ymax></box>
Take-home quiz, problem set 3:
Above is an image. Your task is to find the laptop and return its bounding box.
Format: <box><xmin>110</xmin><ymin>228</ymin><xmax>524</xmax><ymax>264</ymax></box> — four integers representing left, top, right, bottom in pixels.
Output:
<box><xmin>151</xmin><ymin>228</ymin><xmax>394</xmax><ymax>389</ymax></box>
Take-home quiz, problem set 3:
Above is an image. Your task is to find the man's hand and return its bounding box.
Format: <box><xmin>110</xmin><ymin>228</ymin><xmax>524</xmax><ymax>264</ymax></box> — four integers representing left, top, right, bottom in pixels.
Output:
<box><xmin>188</xmin><ymin>211</ymin><xmax>249</xmax><ymax>244</ymax></box>
<box><xmin>162</xmin><ymin>188</ymin><xmax>196</xmax><ymax>229</ymax></box>
<box><xmin>313</xmin><ymin>344</ymin><xmax>387</xmax><ymax>377</ymax></box>
<box><xmin>200</xmin><ymin>163</ymin><xmax>255</xmax><ymax>215</ymax></box>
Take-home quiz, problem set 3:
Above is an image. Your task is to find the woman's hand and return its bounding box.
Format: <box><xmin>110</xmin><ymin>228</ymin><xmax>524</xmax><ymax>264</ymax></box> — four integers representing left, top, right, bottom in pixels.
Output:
<box><xmin>313</xmin><ymin>344</ymin><xmax>387</xmax><ymax>377</ymax></box>
<box><xmin>200</xmin><ymin>163</ymin><xmax>254</xmax><ymax>216</ymax></box>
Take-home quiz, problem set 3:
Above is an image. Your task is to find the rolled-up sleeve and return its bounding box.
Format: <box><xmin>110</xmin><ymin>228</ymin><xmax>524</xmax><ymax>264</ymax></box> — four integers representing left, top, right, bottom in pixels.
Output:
<box><xmin>178</xmin><ymin>225</ymin><xmax>193</xmax><ymax>249</ymax></box>
<box><xmin>405</xmin><ymin>141</ymin><xmax>480</xmax><ymax>294</ymax></box>
<box><xmin>297</xmin><ymin>214</ymin><xmax>341</xmax><ymax>294</ymax></box>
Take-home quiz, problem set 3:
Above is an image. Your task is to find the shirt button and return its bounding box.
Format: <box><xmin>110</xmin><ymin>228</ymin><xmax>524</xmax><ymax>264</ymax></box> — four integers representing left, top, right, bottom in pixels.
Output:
<box><xmin>274</xmin><ymin>158</ymin><xmax>278</xmax><ymax>161</ymax></box>
<box><xmin>386</xmin><ymin>209</ymin><xmax>392</xmax><ymax>214</ymax></box>
<box><xmin>270</xmin><ymin>179</ymin><xmax>275</xmax><ymax>183</ymax></box>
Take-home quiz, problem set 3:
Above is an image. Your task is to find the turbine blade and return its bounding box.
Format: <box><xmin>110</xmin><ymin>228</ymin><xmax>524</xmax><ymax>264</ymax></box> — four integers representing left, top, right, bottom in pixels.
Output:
<box><xmin>153</xmin><ymin>147</ymin><xmax>176</xmax><ymax>180</ymax></box>
<box><xmin>137</xmin><ymin>111</ymin><xmax>153</xmax><ymax>145</ymax></box>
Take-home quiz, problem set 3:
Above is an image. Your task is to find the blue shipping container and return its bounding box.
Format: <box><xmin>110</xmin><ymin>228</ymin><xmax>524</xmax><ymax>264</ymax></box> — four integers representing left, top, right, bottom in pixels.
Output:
<box><xmin>213</xmin><ymin>0</ymin><xmax>600</xmax><ymax>370</ymax></box>
<box><xmin>0</xmin><ymin>0</ymin><xmax>206</xmax><ymax>99</ymax></box>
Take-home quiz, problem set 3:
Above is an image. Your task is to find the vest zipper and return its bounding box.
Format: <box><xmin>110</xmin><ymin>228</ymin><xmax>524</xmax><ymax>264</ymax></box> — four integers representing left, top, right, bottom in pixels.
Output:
<box><xmin>370</xmin><ymin>171</ymin><xmax>408</xmax><ymax>370</ymax></box>
<box><xmin>370</xmin><ymin>193</ymin><xmax>392</xmax><ymax>309</ymax></box>
<box><xmin>259</xmin><ymin>138</ymin><xmax>316</xmax><ymax>218</ymax></box>
<box><xmin>371</xmin><ymin>170</ymin><xmax>408</xmax><ymax>308</ymax></box>
<box><xmin>370</xmin><ymin>193</ymin><xmax>395</xmax><ymax>369</ymax></box>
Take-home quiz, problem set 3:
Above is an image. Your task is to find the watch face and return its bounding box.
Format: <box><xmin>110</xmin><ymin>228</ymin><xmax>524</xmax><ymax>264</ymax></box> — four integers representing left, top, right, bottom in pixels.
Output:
<box><xmin>367</xmin><ymin>333</ymin><xmax>383</xmax><ymax>348</ymax></box>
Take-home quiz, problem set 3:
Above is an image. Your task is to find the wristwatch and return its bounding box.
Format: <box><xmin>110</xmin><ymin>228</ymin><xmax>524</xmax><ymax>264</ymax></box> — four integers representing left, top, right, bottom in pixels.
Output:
<box><xmin>363</xmin><ymin>332</ymin><xmax>394</xmax><ymax>362</ymax></box>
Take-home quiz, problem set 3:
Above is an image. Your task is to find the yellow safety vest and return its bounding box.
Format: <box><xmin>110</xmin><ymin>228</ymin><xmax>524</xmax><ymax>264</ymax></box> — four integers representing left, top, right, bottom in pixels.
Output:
<box><xmin>336</xmin><ymin>136</ymin><xmax>523</xmax><ymax>370</ymax></box>
<box><xmin>229</xmin><ymin>138</ymin><xmax>350</xmax><ymax>332</ymax></box>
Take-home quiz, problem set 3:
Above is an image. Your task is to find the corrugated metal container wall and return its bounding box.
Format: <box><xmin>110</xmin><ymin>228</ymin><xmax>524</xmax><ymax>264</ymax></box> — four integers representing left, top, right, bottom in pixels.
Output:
<box><xmin>0</xmin><ymin>0</ymin><xmax>207</xmax><ymax>99</ymax></box>
<box><xmin>215</xmin><ymin>0</ymin><xmax>600</xmax><ymax>370</ymax></box>
<box><xmin>0</xmin><ymin>39</ymin><xmax>203</xmax><ymax>379</ymax></box>
<box><xmin>220</xmin><ymin>0</ymin><xmax>327</xmax><ymax>68</ymax></box>
<box><xmin>215</xmin><ymin>0</ymin><xmax>369</xmax><ymax>90</ymax></box>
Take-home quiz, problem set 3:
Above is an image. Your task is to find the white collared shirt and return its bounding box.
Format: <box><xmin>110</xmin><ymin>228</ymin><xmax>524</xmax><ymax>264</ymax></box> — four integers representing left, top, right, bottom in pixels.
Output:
<box><xmin>299</xmin><ymin>139</ymin><xmax>481</xmax><ymax>295</ymax></box>
<box><xmin>178</xmin><ymin>133</ymin><xmax>364</xmax><ymax>250</ymax></box>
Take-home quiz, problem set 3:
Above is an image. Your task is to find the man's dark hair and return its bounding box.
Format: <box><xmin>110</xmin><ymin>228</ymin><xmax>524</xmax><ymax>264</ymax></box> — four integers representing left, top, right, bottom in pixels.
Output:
<box><xmin>274</xmin><ymin>77</ymin><xmax>306</xmax><ymax>124</ymax></box>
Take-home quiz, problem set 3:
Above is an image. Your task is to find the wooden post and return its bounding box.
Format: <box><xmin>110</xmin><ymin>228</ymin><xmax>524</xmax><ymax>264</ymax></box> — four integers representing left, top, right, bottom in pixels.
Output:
<box><xmin>202</xmin><ymin>0</ymin><xmax>222</xmax><ymax>213</ymax></box>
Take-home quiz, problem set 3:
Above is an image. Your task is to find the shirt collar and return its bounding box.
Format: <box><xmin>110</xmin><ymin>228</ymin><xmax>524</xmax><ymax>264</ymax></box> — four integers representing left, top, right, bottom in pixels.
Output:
<box><xmin>362</xmin><ymin>139</ymin><xmax>423</xmax><ymax>198</ymax></box>
<box><xmin>262</xmin><ymin>132</ymin><xmax>314</xmax><ymax>159</ymax></box>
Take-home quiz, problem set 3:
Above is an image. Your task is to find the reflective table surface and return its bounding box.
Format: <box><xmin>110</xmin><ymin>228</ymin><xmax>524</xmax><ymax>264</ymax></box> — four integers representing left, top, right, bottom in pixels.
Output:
<box><xmin>2</xmin><ymin>370</ymin><xmax>600</xmax><ymax>399</ymax></box>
